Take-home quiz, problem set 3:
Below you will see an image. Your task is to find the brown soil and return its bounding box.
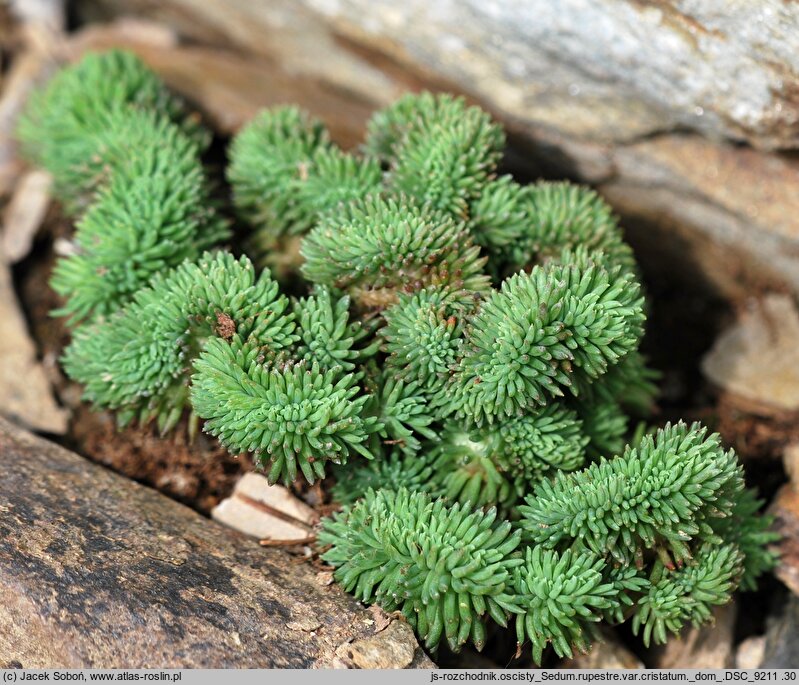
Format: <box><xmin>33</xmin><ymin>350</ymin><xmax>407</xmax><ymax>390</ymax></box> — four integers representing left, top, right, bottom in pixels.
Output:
<box><xmin>70</xmin><ymin>405</ymin><xmax>252</xmax><ymax>513</ymax></box>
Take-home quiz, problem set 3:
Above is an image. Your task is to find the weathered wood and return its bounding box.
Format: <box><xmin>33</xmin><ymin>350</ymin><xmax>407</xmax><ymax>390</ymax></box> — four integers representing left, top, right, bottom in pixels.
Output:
<box><xmin>0</xmin><ymin>417</ymin><xmax>433</xmax><ymax>668</ymax></box>
<box><xmin>73</xmin><ymin>0</ymin><xmax>799</xmax><ymax>301</ymax></box>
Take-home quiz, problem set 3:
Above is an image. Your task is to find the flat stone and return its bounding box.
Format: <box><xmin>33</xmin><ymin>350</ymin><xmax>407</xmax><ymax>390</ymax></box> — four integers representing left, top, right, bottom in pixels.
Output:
<box><xmin>0</xmin><ymin>260</ymin><xmax>68</xmax><ymax>434</ymax></box>
<box><xmin>212</xmin><ymin>472</ymin><xmax>318</xmax><ymax>542</ymax></box>
<box><xmin>0</xmin><ymin>416</ymin><xmax>433</xmax><ymax>668</ymax></box>
<box><xmin>1</xmin><ymin>170</ymin><xmax>52</xmax><ymax>263</ymax></box>
<box><xmin>736</xmin><ymin>636</ymin><xmax>766</xmax><ymax>670</ymax></box>
<box><xmin>702</xmin><ymin>295</ymin><xmax>799</xmax><ymax>412</ymax></box>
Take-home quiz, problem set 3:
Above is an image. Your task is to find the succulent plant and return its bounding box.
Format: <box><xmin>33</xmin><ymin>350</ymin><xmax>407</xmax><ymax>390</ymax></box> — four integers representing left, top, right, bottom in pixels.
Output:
<box><xmin>23</xmin><ymin>51</ymin><xmax>777</xmax><ymax>666</ymax></box>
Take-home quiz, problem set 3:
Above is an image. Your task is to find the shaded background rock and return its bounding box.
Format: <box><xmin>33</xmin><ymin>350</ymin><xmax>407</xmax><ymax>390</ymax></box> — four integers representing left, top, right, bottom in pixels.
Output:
<box><xmin>2</xmin><ymin>170</ymin><xmax>52</xmax><ymax>263</ymax></box>
<box><xmin>75</xmin><ymin>0</ymin><xmax>799</xmax><ymax>300</ymax></box>
<box><xmin>561</xmin><ymin>629</ymin><xmax>644</xmax><ymax>669</ymax></box>
<box><xmin>649</xmin><ymin>604</ymin><xmax>736</xmax><ymax>669</ymax></box>
<box><xmin>762</xmin><ymin>594</ymin><xmax>799</xmax><ymax>668</ymax></box>
<box><xmin>736</xmin><ymin>636</ymin><xmax>766</xmax><ymax>670</ymax></box>
<box><xmin>702</xmin><ymin>295</ymin><xmax>799</xmax><ymax>413</ymax></box>
<box><xmin>0</xmin><ymin>417</ymin><xmax>432</xmax><ymax>668</ymax></box>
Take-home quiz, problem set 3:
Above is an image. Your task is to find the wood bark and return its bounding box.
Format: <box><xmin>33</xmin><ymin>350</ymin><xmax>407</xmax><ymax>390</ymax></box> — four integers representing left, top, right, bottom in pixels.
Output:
<box><xmin>0</xmin><ymin>417</ymin><xmax>433</xmax><ymax>668</ymax></box>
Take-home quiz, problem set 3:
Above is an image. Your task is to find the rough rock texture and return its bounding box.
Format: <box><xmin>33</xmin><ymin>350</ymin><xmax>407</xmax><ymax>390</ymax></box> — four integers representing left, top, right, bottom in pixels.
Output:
<box><xmin>75</xmin><ymin>0</ymin><xmax>799</xmax><ymax>299</ymax></box>
<box><xmin>0</xmin><ymin>417</ymin><xmax>432</xmax><ymax>668</ymax></box>
<box><xmin>335</xmin><ymin>621</ymin><xmax>420</xmax><ymax>669</ymax></box>
<box><xmin>75</xmin><ymin>0</ymin><xmax>799</xmax><ymax>149</ymax></box>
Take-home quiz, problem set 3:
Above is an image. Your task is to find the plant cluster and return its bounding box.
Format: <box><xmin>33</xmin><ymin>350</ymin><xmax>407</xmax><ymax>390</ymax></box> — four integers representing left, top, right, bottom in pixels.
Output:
<box><xmin>21</xmin><ymin>51</ymin><xmax>777</xmax><ymax>664</ymax></box>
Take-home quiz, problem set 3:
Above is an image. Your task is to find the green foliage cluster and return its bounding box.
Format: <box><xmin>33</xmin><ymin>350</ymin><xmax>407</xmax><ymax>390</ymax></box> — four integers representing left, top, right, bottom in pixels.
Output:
<box><xmin>18</xmin><ymin>50</ymin><xmax>229</xmax><ymax>324</ymax></box>
<box><xmin>18</xmin><ymin>50</ymin><xmax>208</xmax><ymax>207</ymax></box>
<box><xmin>323</xmin><ymin>424</ymin><xmax>775</xmax><ymax>662</ymax></box>
<box><xmin>22</xmin><ymin>52</ymin><xmax>777</xmax><ymax>665</ymax></box>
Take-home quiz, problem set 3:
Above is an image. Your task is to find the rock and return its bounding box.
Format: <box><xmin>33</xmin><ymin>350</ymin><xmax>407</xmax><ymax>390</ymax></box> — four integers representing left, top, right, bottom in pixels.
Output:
<box><xmin>1</xmin><ymin>170</ymin><xmax>52</xmax><ymax>263</ymax></box>
<box><xmin>0</xmin><ymin>259</ymin><xmax>68</xmax><ymax>434</ymax></box>
<box><xmin>702</xmin><ymin>295</ymin><xmax>799</xmax><ymax>413</ymax></box>
<box><xmin>769</xmin><ymin>483</ymin><xmax>799</xmax><ymax>597</ymax></box>
<box><xmin>10</xmin><ymin>0</ymin><xmax>66</xmax><ymax>32</ymax></box>
<box><xmin>333</xmin><ymin>621</ymin><xmax>420</xmax><ymax>669</ymax></box>
<box><xmin>736</xmin><ymin>636</ymin><xmax>766</xmax><ymax>670</ymax></box>
<box><xmin>651</xmin><ymin>604</ymin><xmax>736</xmax><ymax>668</ymax></box>
<box><xmin>212</xmin><ymin>472</ymin><xmax>318</xmax><ymax>543</ymax></box>
<box><xmin>73</xmin><ymin>0</ymin><xmax>799</xmax><ymax>299</ymax></box>
<box><xmin>70</xmin><ymin>15</ymin><xmax>177</xmax><ymax>49</ymax></box>
<box><xmin>602</xmin><ymin>138</ymin><xmax>799</xmax><ymax>300</ymax></box>
<box><xmin>76</xmin><ymin>0</ymin><xmax>799</xmax><ymax>150</ymax></box>
<box><xmin>561</xmin><ymin>629</ymin><xmax>644</xmax><ymax>669</ymax></box>
<box><xmin>0</xmin><ymin>416</ymin><xmax>433</xmax><ymax>668</ymax></box>
<box><xmin>762</xmin><ymin>594</ymin><xmax>799</xmax><ymax>668</ymax></box>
